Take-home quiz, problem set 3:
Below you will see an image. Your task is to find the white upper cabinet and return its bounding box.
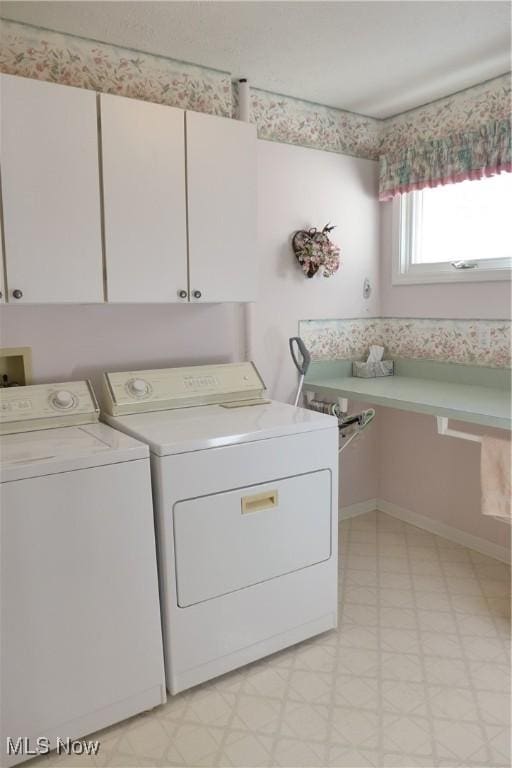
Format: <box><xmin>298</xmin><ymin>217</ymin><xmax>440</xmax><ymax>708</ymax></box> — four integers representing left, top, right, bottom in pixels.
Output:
<box><xmin>0</xmin><ymin>75</ymin><xmax>258</xmax><ymax>305</ymax></box>
<box><xmin>100</xmin><ymin>94</ymin><xmax>188</xmax><ymax>303</ymax></box>
<box><xmin>0</xmin><ymin>75</ymin><xmax>104</xmax><ymax>303</ymax></box>
<box><xmin>186</xmin><ymin>111</ymin><xmax>258</xmax><ymax>303</ymax></box>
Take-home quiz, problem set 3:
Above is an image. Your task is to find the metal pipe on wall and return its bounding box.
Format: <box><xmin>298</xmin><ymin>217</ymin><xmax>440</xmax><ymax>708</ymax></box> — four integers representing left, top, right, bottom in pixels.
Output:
<box><xmin>237</xmin><ymin>77</ymin><xmax>254</xmax><ymax>363</ymax></box>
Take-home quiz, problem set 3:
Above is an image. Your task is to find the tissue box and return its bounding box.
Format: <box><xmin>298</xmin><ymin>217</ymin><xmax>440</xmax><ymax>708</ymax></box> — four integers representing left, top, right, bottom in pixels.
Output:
<box><xmin>352</xmin><ymin>360</ymin><xmax>394</xmax><ymax>378</ymax></box>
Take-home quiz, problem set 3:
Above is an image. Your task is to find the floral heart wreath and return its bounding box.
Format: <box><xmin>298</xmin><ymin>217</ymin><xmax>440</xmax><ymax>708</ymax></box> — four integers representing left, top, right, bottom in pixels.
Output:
<box><xmin>292</xmin><ymin>224</ymin><xmax>341</xmax><ymax>278</ymax></box>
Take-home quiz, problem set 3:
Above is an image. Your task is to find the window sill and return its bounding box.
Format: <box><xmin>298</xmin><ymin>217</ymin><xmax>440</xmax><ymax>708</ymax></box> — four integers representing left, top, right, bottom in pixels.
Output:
<box><xmin>392</xmin><ymin>267</ymin><xmax>512</xmax><ymax>286</ymax></box>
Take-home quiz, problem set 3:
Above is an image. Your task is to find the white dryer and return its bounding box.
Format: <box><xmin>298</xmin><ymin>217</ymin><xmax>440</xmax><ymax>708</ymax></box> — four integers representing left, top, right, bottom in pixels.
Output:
<box><xmin>103</xmin><ymin>363</ymin><xmax>339</xmax><ymax>694</ymax></box>
<box><xmin>0</xmin><ymin>381</ymin><xmax>166</xmax><ymax>767</ymax></box>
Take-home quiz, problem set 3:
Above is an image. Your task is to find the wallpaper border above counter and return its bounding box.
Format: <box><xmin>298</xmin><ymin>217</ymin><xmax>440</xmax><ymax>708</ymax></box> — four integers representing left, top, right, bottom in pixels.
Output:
<box><xmin>299</xmin><ymin>318</ymin><xmax>511</xmax><ymax>369</ymax></box>
<box><xmin>1</xmin><ymin>18</ymin><xmax>509</xmax><ymax>164</ymax></box>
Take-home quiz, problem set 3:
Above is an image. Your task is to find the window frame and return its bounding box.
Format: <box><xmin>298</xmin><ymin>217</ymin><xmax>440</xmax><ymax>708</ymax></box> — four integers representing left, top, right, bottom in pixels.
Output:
<box><xmin>392</xmin><ymin>187</ymin><xmax>512</xmax><ymax>286</ymax></box>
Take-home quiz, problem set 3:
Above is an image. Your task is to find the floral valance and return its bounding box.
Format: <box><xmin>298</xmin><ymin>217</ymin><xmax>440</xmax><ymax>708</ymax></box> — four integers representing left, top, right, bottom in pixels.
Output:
<box><xmin>379</xmin><ymin>118</ymin><xmax>512</xmax><ymax>201</ymax></box>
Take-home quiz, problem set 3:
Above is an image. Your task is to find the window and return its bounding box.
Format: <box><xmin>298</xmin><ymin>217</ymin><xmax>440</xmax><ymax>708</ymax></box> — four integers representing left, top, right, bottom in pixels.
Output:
<box><xmin>393</xmin><ymin>174</ymin><xmax>512</xmax><ymax>284</ymax></box>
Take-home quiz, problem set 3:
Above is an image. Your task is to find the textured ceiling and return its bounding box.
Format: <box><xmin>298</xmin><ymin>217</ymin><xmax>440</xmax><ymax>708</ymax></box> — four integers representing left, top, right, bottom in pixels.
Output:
<box><xmin>1</xmin><ymin>1</ymin><xmax>510</xmax><ymax>118</ymax></box>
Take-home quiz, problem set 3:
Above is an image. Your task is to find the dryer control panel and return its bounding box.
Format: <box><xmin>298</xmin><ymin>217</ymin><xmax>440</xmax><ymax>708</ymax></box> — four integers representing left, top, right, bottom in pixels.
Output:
<box><xmin>0</xmin><ymin>380</ymin><xmax>99</xmax><ymax>435</ymax></box>
<box><xmin>103</xmin><ymin>362</ymin><xmax>266</xmax><ymax>416</ymax></box>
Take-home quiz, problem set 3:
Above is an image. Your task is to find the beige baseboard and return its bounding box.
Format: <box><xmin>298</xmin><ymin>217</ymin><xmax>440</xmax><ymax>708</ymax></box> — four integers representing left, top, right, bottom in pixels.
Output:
<box><xmin>377</xmin><ymin>499</ymin><xmax>511</xmax><ymax>564</ymax></box>
<box><xmin>339</xmin><ymin>499</ymin><xmax>378</xmax><ymax>520</ymax></box>
<box><xmin>339</xmin><ymin>498</ymin><xmax>511</xmax><ymax>564</ymax></box>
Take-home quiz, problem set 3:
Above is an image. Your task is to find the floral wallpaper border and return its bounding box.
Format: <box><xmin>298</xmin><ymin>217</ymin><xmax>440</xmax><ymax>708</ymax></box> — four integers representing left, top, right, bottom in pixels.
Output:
<box><xmin>248</xmin><ymin>87</ymin><xmax>380</xmax><ymax>160</ymax></box>
<box><xmin>380</xmin><ymin>74</ymin><xmax>512</xmax><ymax>157</ymax></box>
<box><xmin>299</xmin><ymin>318</ymin><xmax>511</xmax><ymax>369</ymax></box>
<box><xmin>0</xmin><ymin>19</ymin><xmax>233</xmax><ymax>116</ymax></box>
<box><xmin>2</xmin><ymin>19</ymin><xmax>509</xmax><ymax>165</ymax></box>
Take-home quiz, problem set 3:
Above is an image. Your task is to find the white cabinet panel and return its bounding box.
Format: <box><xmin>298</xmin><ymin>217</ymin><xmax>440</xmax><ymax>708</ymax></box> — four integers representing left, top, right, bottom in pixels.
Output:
<box><xmin>0</xmin><ymin>75</ymin><xmax>103</xmax><ymax>303</ymax></box>
<box><xmin>101</xmin><ymin>94</ymin><xmax>188</xmax><ymax>303</ymax></box>
<box><xmin>186</xmin><ymin>111</ymin><xmax>258</xmax><ymax>303</ymax></box>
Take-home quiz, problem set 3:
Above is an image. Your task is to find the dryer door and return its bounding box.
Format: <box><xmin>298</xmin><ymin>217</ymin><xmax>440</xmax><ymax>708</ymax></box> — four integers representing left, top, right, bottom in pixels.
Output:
<box><xmin>173</xmin><ymin>469</ymin><xmax>332</xmax><ymax>607</ymax></box>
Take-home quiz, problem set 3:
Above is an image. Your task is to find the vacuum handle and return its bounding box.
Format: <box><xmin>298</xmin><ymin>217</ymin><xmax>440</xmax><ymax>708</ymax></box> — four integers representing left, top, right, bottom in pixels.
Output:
<box><xmin>289</xmin><ymin>337</ymin><xmax>311</xmax><ymax>377</ymax></box>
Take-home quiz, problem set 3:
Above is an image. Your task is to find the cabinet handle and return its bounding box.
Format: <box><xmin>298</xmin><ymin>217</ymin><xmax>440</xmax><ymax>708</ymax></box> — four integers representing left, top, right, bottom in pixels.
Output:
<box><xmin>178</xmin><ymin>289</ymin><xmax>188</xmax><ymax>299</ymax></box>
<box><xmin>193</xmin><ymin>290</ymin><xmax>202</xmax><ymax>299</ymax></box>
<box><xmin>0</xmin><ymin>291</ymin><xmax>2</xmax><ymax>299</ymax></box>
<box><xmin>12</xmin><ymin>289</ymin><xmax>23</xmax><ymax>299</ymax></box>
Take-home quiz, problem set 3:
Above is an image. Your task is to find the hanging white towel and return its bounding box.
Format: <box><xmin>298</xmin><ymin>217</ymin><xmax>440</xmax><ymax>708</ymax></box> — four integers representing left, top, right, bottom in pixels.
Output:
<box><xmin>481</xmin><ymin>435</ymin><xmax>511</xmax><ymax>523</ymax></box>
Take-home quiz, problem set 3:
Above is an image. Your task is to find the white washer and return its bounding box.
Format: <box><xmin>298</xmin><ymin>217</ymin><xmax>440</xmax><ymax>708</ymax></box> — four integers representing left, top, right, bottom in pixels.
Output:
<box><xmin>103</xmin><ymin>363</ymin><xmax>339</xmax><ymax>694</ymax></box>
<box><xmin>0</xmin><ymin>381</ymin><xmax>166</xmax><ymax>767</ymax></box>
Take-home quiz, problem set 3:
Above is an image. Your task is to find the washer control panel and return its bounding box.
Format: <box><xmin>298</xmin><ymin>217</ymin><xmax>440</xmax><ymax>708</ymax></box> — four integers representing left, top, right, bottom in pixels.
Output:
<box><xmin>0</xmin><ymin>381</ymin><xmax>99</xmax><ymax>434</ymax></box>
<box><xmin>104</xmin><ymin>363</ymin><xmax>266</xmax><ymax>416</ymax></box>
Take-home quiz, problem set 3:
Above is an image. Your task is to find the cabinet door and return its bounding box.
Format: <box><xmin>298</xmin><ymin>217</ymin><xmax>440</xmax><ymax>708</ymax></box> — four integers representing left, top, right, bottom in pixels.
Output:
<box><xmin>101</xmin><ymin>94</ymin><xmax>188</xmax><ymax>303</ymax></box>
<box><xmin>186</xmin><ymin>111</ymin><xmax>258</xmax><ymax>303</ymax></box>
<box><xmin>0</xmin><ymin>75</ymin><xmax>104</xmax><ymax>303</ymax></box>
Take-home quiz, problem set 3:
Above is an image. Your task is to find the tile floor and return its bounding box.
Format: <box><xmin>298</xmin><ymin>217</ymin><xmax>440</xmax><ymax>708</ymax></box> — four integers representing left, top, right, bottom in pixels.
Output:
<box><xmin>40</xmin><ymin>511</ymin><xmax>510</xmax><ymax>768</ymax></box>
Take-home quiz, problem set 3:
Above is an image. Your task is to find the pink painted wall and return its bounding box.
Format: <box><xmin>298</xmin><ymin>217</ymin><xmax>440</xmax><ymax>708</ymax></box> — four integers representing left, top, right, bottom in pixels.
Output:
<box><xmin>0</xmin><ymin>303</ymin><xmax>243</xmax><ymax>397</ymax></box>
<box><xmin>252</xmin><ymin>140</ymin><xmax>381</xmax><ymax>508</ymax></box>
<box><xmin>377</xmin><ymin>203</ymin><xmax>511</xmax><ymax>550</ymax></box>
<box><xmin>378</xmin><ymin>409</ymin><xmax>510</xmax><ymax>550</ymax></box>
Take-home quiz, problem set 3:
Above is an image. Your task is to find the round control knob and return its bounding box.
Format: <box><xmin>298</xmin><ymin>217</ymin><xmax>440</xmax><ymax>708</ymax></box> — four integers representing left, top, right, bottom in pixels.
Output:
<box><xmin>52</xmin><ymin>390</ymin><xmax>74</xmax><ymax>409</ymax></box>
<box><xmin>193</xmin><ymin>290</ymin><xmax>202</xmax><ymax>299</ymax></box>
<box><xmin>178</xmin><ymin>289</ymin><xmax>188</xmax><ymax>299</ymax></box>
<box><xmin>12</xmin><ymin>289</ymin><xmax>23</xmax><ymax>299</ymax></box>
<box><xmin>129</xmin><ymin>378</ymin><xmax>149</xmax><ymax>397</ymax></box>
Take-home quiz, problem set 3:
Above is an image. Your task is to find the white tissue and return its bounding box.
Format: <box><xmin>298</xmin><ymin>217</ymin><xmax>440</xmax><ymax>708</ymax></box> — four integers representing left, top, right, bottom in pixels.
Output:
<box><xmin>367</xmin><ymin>345</ymin><xmax>384</xmax><ymax>363</ymax></box>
